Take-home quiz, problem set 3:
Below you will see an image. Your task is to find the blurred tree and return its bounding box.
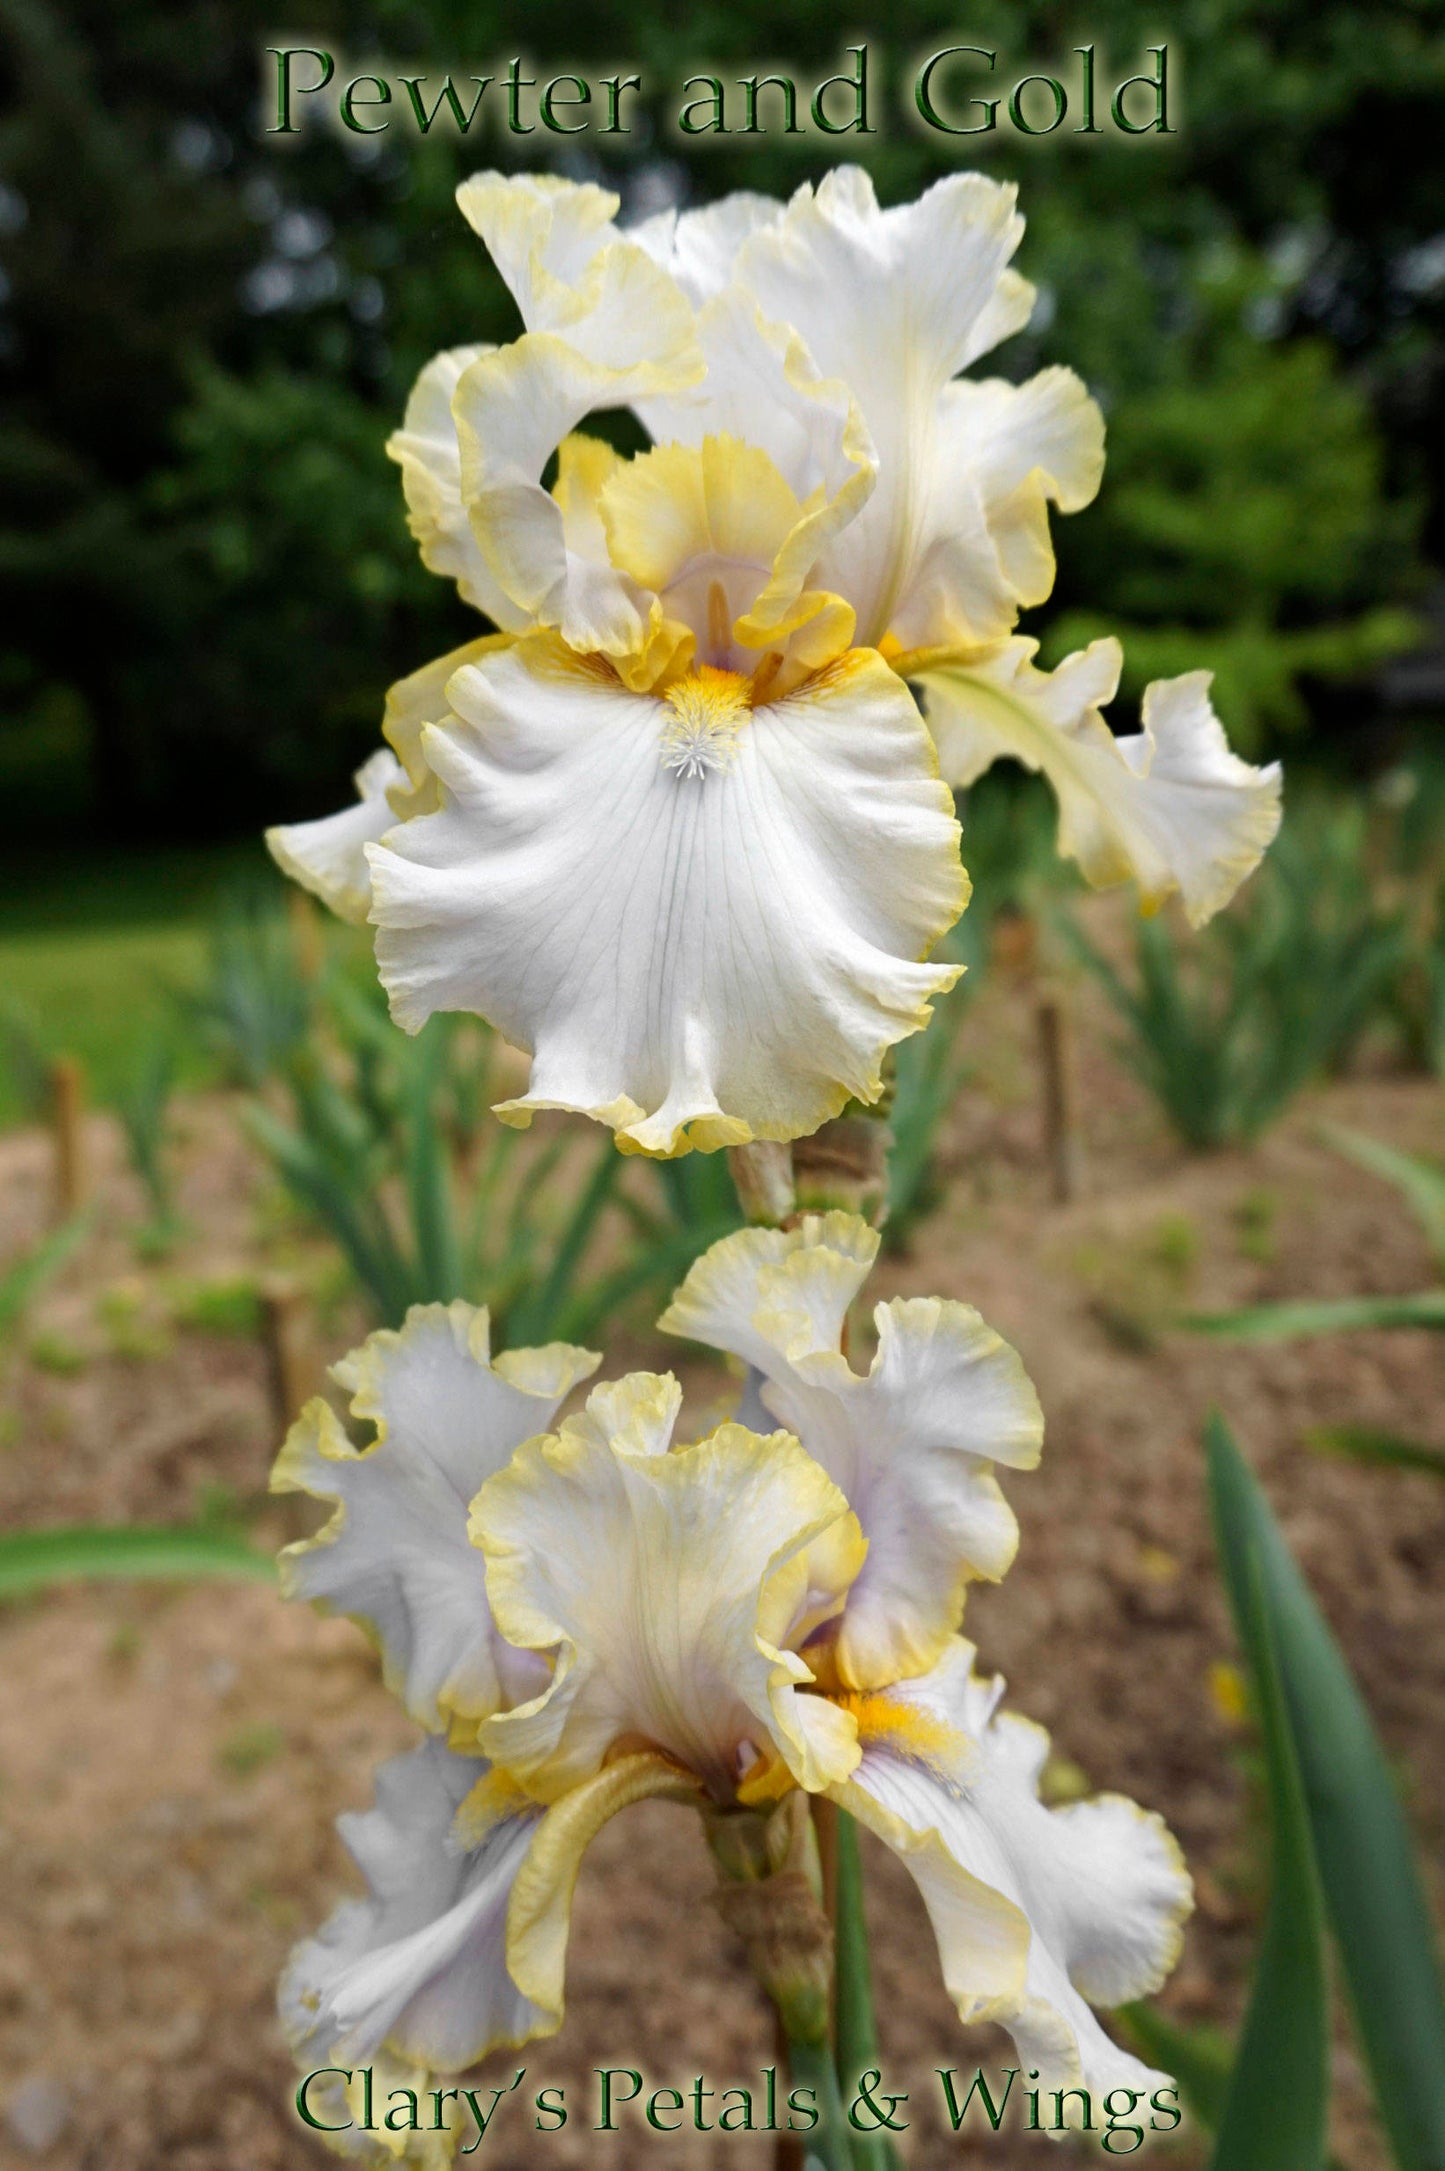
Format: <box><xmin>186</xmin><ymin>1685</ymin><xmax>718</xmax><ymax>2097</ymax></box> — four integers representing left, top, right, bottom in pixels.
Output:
<box><xmin>1</xmin><ymin>0</ymin><xmax>1442</xmax><ymax>836</ymax></box>
<box><xmin>1046</xmin><ymin>249</ymin><xmax>1423</xmax><ymax>747</ymax></box>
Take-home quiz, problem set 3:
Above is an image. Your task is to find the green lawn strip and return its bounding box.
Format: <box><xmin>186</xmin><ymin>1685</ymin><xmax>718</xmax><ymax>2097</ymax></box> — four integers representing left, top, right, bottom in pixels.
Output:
<box><xmin>0</xmin><ymin>841</ymin><xmax>279</xmax><ymax>1124</ymax></box>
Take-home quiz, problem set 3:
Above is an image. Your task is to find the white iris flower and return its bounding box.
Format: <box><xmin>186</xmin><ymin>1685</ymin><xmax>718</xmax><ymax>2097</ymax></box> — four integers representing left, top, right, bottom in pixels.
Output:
<box><xmin>267</xmin><ymin>168</ymin><xmax>1280</xmax><ymax>1153</ymax></box>
<box><xmin>275</xmin><ymin>1217</ymin><xmax>1190</xmax><ymax>2154</ymax></box>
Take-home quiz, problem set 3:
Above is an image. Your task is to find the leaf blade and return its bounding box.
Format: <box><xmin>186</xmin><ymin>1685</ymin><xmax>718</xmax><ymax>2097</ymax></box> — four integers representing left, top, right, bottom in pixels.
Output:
<box><xmin>0</xmin><ymin>1524</ymin><xmax>276</xmax><ymax>1600</ymax></box>
<box><xmin>1206</xmin><ymin>1413</ymin><xmax>1445</xmax><ymax>2171</ymax></box>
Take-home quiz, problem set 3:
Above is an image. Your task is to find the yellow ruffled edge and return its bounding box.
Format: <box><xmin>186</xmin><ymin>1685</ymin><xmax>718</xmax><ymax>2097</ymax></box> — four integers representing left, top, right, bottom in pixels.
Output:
<box><xmin>829</xmin><ymin>1699</ymin><xmax>1195</xmax><ymax>2094</ymax></box>
<box><xmin>1055</xmin><ymin>1789</ymin><xmax>1195</xmax><ymax>2008</ymax></box>
<box><xmin>832</xmin><ymin>1478</ymin><xmax>1016</xmax><ymax>1698</ymax></box>
<box><xmin>828</xmin><ymin>1767</ymin><xmax>1032</xmax><ymax>2020</ymax></box>
<box><xmin>382</xmin><ymin>634</ymin><xmax>517</xmax><ymax>791</ymax></box>
<box><xmin>265</xmin><ymin>820</ymin><xmax>374</xmax><ymax>928</ymax></box>
<box><xmin>454</xmin><ymin>326</ymin><xmax>704</xmax><ymax>651</ymax></box>
<box><xmin>470</xmin><ymin>1410</ymin><xmax>867</xmax><ymax>1797</ymax></box>
<box><xmin>831</xmin><ymin>1301</ymin><xmax>1042</xmax><ymax>1689</ymax></box>
<box><xmin>383</xmin><ymin>341</ymin><xmax>495</xmax><ymax>608</ymax></box>
<box><xmin>656</xmin><ymin>1211</ymin><xmax>880</xmax><ymax>1350</ymax></box>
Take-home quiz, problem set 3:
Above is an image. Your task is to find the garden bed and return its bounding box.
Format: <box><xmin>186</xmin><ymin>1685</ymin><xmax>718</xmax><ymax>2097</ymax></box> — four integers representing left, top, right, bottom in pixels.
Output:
<box><xmin>0</xmin><ymin>993</ymin><xmax>1442</xmax><ymax>2169</ymax></box>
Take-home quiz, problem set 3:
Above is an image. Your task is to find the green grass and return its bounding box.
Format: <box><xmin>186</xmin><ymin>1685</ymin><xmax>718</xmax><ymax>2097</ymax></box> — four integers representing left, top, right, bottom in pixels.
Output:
<box><xmin>0</xmin><ymin>842</ymin><xmax>277</xmax><ymax>1126</ymax></box>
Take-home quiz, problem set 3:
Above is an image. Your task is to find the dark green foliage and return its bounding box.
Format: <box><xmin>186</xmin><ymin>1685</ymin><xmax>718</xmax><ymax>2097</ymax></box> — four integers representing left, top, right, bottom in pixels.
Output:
<box><xmin>1065</xmin><ymin>802</ymin><xmax>1407</xmax><ymax>1149</ymax></box>
<box><xmin>1122</xmin><ymin>1418</ymin><xmax>1445</xmax><ymax>2170</ymax></box>
<box><xmin>1205</xmin><ymin>1538</ymin><xmax>1329</xmax><ymax>2171</ymax></box>
<box><xmin>1204</xmin><ymin>1414</ymin><xmax>1445</xmax><ymax>2171</ymax></box>
<box><xmin>112</xmin><ymin>1034</ymin><xmax>182</xmax><ymax>1233</ymax></box>
<box><xmin>185</xmin><ymin>899</ymin><xmax>741</xmax><ymax>1338</ymax></box>
<box><xmin>180</xmin><ymin>889</ymin><xmax>313</xmax><ymax>1089</ymax></box>
<box><xmin>887</xmin><ymin>771</ymin><xmax>1064</xmax><ymax>1243</ymax></box>
<box><xmin>1047</xmin><ymin>253</ymin><xmax>1421</xmax><ymax>750</ymax></box>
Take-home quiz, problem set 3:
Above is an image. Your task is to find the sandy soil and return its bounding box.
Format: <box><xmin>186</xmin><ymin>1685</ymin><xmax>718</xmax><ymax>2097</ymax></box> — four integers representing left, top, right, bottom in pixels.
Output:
<box><xmin>1</xmin><ymin>980</ymin><xmax>1442</xmax><ymax>2171</ymax></box>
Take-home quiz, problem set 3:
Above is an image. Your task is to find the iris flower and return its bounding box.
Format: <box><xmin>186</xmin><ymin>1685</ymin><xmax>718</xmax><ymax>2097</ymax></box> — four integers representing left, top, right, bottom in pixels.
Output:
<box><xmin>266</xmin><ymin>168</ymin><xmax>1280</xmax><ymax>1157</ymax></box>
<box><xmin>276</xmin><ymin>1217</ymin><xmax>1190</xmax><ymax>2153</ymax></box>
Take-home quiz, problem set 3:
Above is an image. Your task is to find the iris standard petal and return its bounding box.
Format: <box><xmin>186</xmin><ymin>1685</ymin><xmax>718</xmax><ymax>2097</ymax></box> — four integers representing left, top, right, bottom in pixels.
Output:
<box><xmin>448</xmin><ymin>176</ymin><xmax>702</xmax><ymax>658</ymax></box>
<box><xmin>469</xmin><ymin>1383</ymin><xmax>865</xmax><ymax>1800</ymax></box>
<box><xmin>661</xmin><ymin>1217</ymin><xmax>1044</xmax><ymax>1687</ymax></box>
<box><xmin>735</xmin><ymin>167</ymin><xmax>1027</xmax><ymax>647</ymax></box>
<box><xmin>629</xmin><ymin>191</ymin><xmax>783</xmax><ymax>307</ymax></box>
<box><xmin>271</xmin><ymin>1302</ymin><xmax>599</xmax><ymax>1730</ymax></box>
<box><xmin>386</xmin><ymin>344</ymin><xmax>528</xmax><ymax>629</ymax></box>
<box><xmin>887</xmin><ymin>368</ymin><xmax>1105</xmax><ymax>649</ymax></box>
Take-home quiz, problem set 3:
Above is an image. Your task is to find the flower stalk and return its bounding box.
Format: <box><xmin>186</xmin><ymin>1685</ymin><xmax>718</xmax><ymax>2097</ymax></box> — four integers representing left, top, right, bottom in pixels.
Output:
<box><xmin>834</xmin><ymin>1811</ymin><xmax>902</xmax><ymax>2171</ymax></box>
<box><xmin>728</xmin><ymin>1140</ymin><xmax>797</xmax><ymax>1227</ymax></box>
<box><xmin>706</xmin><ymin>1795</ymin><xmax>854</xmax><ymax>2171</ymax></box>
<box><xmin>731</xmin><ymin>1108</ymin><xmax>897</xmax><ymax>2168</ymax></box>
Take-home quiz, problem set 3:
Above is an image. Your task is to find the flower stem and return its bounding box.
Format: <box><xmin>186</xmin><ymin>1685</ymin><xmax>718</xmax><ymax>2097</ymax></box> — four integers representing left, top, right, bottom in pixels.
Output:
<box><xmin>783</xmin><ymin>2026</ymin><xmax>855</xmax><ymax>2171</ymax></box>
<box><xmin>833</xmin><ymin>1809</ymin><xmax>902</xmax><ymax>2170</ymax></box>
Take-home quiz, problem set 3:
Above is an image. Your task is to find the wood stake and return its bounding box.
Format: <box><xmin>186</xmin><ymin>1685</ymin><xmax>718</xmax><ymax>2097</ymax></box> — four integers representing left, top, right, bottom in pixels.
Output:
<box><xmin>1036</xmin><ymin>986</ymin><xmax>1081</xmax><ymax>1204</ymax></box>
<box><xmin>991</xmin><ymin>905</ymin><xmax>1039</xmax><ymax>981</ymax></box>
<box><xmin>261</xmin><ymin>1275</ymin><xmax>311</xmax><ymax>1434</ymax></box>
<box><xmin>287</xmin><ymin>884</ymin><xmax>324</xmax><ymax>982</ymax></box>
<box><xmin>49</xmin><ymin>1057</ymin><xmax>87</xmax><ymax>1221</ymax></box>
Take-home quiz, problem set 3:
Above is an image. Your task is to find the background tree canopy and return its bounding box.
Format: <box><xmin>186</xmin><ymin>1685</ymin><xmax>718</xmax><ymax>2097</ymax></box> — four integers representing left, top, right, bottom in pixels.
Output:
<box><xmin>1</xmin><ymin>0</ymin><xmax>1442</xmax><ymax>840</ymax></box>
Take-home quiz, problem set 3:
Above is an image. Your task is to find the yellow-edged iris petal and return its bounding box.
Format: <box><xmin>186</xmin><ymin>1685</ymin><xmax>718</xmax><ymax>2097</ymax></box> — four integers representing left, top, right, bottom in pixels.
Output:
<box><xmin>661</xmin><ymin>1215</ymin><xmax>1043</xmax><ymax>1689</ymax></box>
<box><xmin>368</xmin><ymin>637</ymin><xmax>967</xmax><ymax>1157</ymax></box>
<box><xmin>831</xmin><ymin>1640</ymin><xmax>1194</xmax><ymax>2104</ymax></box>
<box><xmin>469</xmin><ymin>1382</ymin><xmax>866</xmax><ymax>1800</ymax></box>
<box><xmin>278</xmin><ymin>1736</ymin><xmax>550</xmax><ymax>2076</ymax></box>
<box><xmin>266</xmin><ymin>748</ymin><xmax>406</xmax><ymax>926</ymax></box>
<box><xmin>270</xmin><ymin>1301</ymin><xmax>598</xmax><ymax>1731</ymax></box>
<box><xmin>920</xmin><ymin>639</ymin><xmax>1283</xmax><ymax>926</ymax></box>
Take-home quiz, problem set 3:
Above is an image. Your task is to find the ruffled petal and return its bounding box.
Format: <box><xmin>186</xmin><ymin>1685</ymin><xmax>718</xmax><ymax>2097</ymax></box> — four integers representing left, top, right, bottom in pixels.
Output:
<box><xmin>368</xmin><ymin>638</ymin><xmax>967</xmax><ymax>1156</ymax></box>
<box><xmin>382</xmin><ymin>637</ymin><xmax>513</xmax><ymax>800</ymax></box>
<box><xmin>659</xmin><ymin>1213</ymin><xmax>880</xmax><ymax>1373</ymax></box>
<box><xmin>455</xmin><ymin>172</ymin><xmax>626</xmax><ymax>326</ymax></box>
<box><xmin>660</xmin><ymin>1217</ymin><xmax>1043</xmax><ymax>1687</ymax></box>
<box><xmin>280</xmin><ymin>1736</ymin><xmax>549</xmax><ymax>2076</ymax></box>
<box><xmin>921</xmin><ymin>641</ymin><xmax>1283</xmax><ymax>926</ymax></box>
<box><xmin>267</xmin><ymin>751</ymin><xmax>406</xmax><ymax>925</ymax></box>
<box><xmin>629</xmin><ymin>192</ymin><xmax>783</xmax><ymax>306</ymax></box>
<box><xmin>271</xmin><ymin>1303</ymin><xmax>599</xmax><ymax>1730</ymax></box>
<box><xmin>386</xmin><ymin>345</ymin><xmax>529</xmax><ymax>629</ymax></box>
<box><xmin>470</xmin><ymin>1381</ymin><xmax>865</xmax><ymax>1800</ymax></box>
<box><xmin>834</xmin><ymin>1641</ymin><xmax>1193</xmax><ymax>2100</ymax></box>
<box><xmin>735</xmin><ymin>168</ymin><xmax>1027</xmax><ymax>648</ymax></box>
<box><xmin>888</xmin><ymin>368</ymin><xmax>1105</xmax><ymax>648</ymax></box>
<box><xmin>632</xmin><ymin>288</ymin><xmax>877</xmax><ymax>667</ymax></box>
<box><xmin>447</xmin><ymin>175</ymin><xmax>702</xmax><ymax>660</ymax></box>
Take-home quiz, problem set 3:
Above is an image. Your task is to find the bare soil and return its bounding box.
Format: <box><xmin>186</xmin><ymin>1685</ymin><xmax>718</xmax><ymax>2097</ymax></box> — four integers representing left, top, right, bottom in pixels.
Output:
<box><xmin>1</xmin><ymin>974</ymin><xmax>1442</xmax><ymax>2171</ymax></box>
